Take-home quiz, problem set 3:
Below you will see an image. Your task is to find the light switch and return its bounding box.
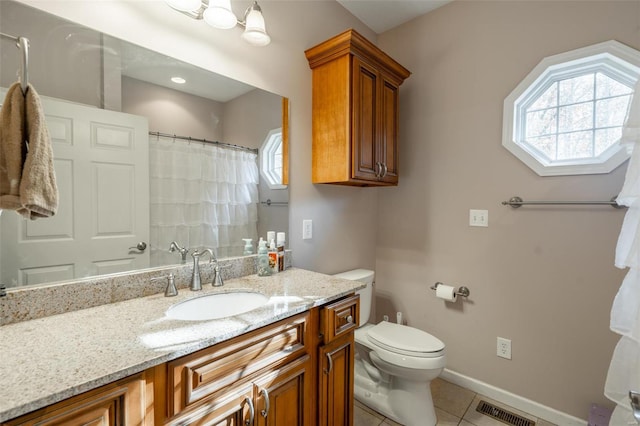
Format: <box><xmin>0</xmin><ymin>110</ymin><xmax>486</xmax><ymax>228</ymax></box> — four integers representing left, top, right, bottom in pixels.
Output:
<box><xmin>469</xmin><ymin>209</ymin><xmax>488</xmax><ymax>227</ymax></box>
<box><xmin>303</xmin><ymin>220</ymin><xmax>313</xmax><ymax>239</ymax></box>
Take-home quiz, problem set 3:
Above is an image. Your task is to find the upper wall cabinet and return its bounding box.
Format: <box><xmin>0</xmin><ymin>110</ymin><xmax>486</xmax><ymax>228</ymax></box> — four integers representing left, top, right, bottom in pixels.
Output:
<box><xmin>305</xmin><ymin>29</ymin><xmax>411</xmax><ymax>186</ymax></box>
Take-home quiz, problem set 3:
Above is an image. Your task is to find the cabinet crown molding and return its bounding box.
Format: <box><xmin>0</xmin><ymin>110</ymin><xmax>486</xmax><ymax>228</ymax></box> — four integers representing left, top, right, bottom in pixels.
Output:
<box><xmin>305</xmin><ymin>28</ymin><xmax>411</xmax><ymax>83</ymax></box>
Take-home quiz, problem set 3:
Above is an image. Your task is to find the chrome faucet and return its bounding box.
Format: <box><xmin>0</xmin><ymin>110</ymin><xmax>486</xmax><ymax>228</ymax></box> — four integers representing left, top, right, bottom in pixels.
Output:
<box><xmin>190</xmin><ymin>249</ymin><xmax>213</xmax><ymax>291</ymax></box>
<box><xmin>169</xmin><ymin>241</ymin><xmax>190</xmax><ymax>264</ymax></box>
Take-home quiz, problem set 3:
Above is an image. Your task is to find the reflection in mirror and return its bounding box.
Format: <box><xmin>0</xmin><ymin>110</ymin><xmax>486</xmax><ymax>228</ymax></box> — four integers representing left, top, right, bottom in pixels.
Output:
<box><xmin>0</xmin><ymin>0</ymin><xmax>289</xmax><ymax>289</ymax></box>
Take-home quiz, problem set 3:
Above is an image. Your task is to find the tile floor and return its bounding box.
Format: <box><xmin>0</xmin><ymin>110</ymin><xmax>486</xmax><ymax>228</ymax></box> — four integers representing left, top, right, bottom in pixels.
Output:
<box><xmin>354</xmin><ymin>378</ymin><xmax>558</xmax><ymax>426</ymax></box>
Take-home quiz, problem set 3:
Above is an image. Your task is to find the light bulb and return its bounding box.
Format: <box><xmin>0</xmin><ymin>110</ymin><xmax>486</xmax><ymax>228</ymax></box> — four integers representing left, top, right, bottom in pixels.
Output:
<box><xmin>203</xmin><ymin>0</ymin><xmax>237</xmax><ymax>29</ymax></box>
<box><xmin>241</xmin><ymin>8</ymin><xmax>270</xmax><ymax>46</ymax></box>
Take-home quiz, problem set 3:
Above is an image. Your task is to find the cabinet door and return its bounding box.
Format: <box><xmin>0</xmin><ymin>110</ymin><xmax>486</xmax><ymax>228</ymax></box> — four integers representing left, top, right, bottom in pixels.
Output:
<box><xmin>166</xmin><ymin>384</ymin><xmax>254</xmax><ymax>426</ymax></box>
<box><xmin>378</xmin><ymin>75</ymin><xmax>400</xmax><ymax>184</ymax></box>
<box><xmin>318</xmin><ymin>336</ymin><xmax>354</xmax><ymax>426</ymax></box>
<box><xmin>254</xmin><ymin>355</ymin><xmax>312</xmax><ymax>426</ymax></box>
<box><xmin>352</xmin><ymin>56</ymin><xmax>380</xmax><ymax>182</ymax></box>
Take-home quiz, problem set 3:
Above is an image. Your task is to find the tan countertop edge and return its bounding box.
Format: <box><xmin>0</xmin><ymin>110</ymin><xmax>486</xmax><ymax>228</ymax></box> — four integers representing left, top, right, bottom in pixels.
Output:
<box><xmin>0</xmin><ymin>268</ymin><xmax>364</xmax><ymax>423</ymax></box>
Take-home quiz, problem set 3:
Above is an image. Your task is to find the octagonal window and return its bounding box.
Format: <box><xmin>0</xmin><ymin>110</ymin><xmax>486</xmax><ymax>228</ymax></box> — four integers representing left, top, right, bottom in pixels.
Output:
<box><xmin>260</xmin><ymin>128</ymin><xmax>285</xmax><ymax>189</ymax></box>
<box><xmin>503</xmin><ymin>41</ymin><xmax>640</xmax><ymax>176</ymax></box>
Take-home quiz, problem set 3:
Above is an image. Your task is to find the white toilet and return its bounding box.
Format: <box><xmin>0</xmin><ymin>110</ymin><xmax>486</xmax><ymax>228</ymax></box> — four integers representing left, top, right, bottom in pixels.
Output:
<box><xmin>334</xmin><ymin>269</ymin><xmax>446</xmax><ymax>426</ymax></box>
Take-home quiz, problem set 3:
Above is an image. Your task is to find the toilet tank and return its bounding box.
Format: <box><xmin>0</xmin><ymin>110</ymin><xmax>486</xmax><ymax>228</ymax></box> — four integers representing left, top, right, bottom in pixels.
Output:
<box><xmin>333</xmin><ymin>269</ymin><xmax>374</xmax><ymax>326</ymax></box>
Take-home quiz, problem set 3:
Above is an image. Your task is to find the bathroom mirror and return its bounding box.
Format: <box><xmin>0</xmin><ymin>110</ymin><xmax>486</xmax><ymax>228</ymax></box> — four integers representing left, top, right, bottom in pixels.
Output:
<box><xmin>0</xmin><ymin>0</ymin><xmax>289</xmax><ymax>288</ymax></box>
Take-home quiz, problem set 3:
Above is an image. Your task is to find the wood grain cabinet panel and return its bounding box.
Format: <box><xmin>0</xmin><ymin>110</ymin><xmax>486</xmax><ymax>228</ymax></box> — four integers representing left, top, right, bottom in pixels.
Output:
<box><xmin>3</xmin><ymin>372</ymin><xmax>152</xmax><ymax>426</ymax></box>
<box><xmin>320</xmin><ymin>294</ymin><xmax>359</xmax><ymax>344</ymax></box>
<box><xmin>253</xmin><ymin>355</ymin><xmax>312</xmax><ymax>426</ymax></box>
<box><xmin>166</xmin><ymin>311</ymin><xmax>309</xmax><ymax>418</ymax></box>
<box><xmin>305</xmin><ymin>29</ymin><xmax>410</xmax><ymax>186</ymax></box>
<box><xmin>318</xmin><ymin>335</ymin><xmax>355</xmax><ymax>426</ymax></box>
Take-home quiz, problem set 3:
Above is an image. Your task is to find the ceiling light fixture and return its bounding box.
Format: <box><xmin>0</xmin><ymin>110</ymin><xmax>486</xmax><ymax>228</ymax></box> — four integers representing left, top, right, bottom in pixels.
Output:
<box><xmin>171</xmin><ymin>76</ymin><xmax>187</xmax><ymax>84</ymax></box>
<box><xmin>165</xmin><ymin>0</ymin><xmax>271</xmax><ymax>47</ymax></box>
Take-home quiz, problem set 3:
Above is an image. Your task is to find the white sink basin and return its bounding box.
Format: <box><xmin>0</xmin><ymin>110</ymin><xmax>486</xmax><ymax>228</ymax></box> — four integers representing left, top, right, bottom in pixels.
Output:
<box><xmin>166</xmin><ymin>291</ymin><xmax>269</xmax><ymax>321</ymax></box>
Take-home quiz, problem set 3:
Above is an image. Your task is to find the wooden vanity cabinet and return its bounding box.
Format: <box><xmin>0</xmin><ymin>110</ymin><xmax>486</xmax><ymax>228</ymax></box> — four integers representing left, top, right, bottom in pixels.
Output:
<box><xmin>160</xmin><ymin>311</ymin><xmax>312</xmax><ymax>426</ymax></box>
<box><xmin>317</xmin><ymin>294</ymin><xmax>360</xmax><ymax>426</ymax></box>
<box><xmin>3</xmin><ymin>371</ymin><xmax>154</xmax><ymax>426</ymax></box>
<box><xmin>305</xmin><ymin>29</ymin><xmax>410</xmax><ymax>186</ymax></box>
<box><xmin>3</xmin><ymin>295</ymin><xmax>360</xmax><ymax>426</ymax></box>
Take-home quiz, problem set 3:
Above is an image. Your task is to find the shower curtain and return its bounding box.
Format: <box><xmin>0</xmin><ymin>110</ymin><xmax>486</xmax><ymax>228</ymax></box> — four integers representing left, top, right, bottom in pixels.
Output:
<box><xmin>149</xmin><ymin>135</ymin><xmax>259</xmax><ymax>266</ymax></box>
<box><xmin>605</xmin><ymin>80</ymin><xmax>640</xmax><ymax>424</ymax></box>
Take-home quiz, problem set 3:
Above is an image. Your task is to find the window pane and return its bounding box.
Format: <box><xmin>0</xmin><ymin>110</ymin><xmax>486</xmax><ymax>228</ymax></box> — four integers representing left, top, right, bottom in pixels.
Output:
<box><xmin>559</xmin><ymin>102</ymin><xmax>593</xmax><ymax>132</ymax></box>
<box><xmin>559</xmin><ymin>74</ymin><xmax>594</xmax><ymax>105</ymax></box>
<box><xmin>530</xmin><ymin>83</ymin><xmax>558</xmax><ymax>110</ymax></box>
<box><xmin>595</xmin><ymin>94</ymin><xmax>631</xmax><ymax>128</ymax></box>
<box><xmin>526</xmin><ymin>135</ymin><xmax>557</xmax><ymax>161</ymax></box>
<box><xmin>596</xmin><ymin>73</ymin><xmax>633</xmax><ymax>98</ymax></box>
<box><xmin>526</xmin><ymin>108</ymin><xmax>556</xmax><ymax>138</ymax></box>
<box><xmin>557</xmin><ymin>131</ymin><xmax>594</xmax><ymax>159</ymax></box>
<box><xmin>595</xmin><ymin>127</ymin><xmax>623</xmax><ymax>156</ymax></box>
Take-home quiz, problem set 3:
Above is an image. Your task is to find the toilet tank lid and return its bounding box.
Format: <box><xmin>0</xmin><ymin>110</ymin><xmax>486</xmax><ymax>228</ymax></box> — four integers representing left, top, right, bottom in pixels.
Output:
<box><xmin>333</xmin><ymin>269</ymin><xmax>375</xmax><ymax>283</ymax></box>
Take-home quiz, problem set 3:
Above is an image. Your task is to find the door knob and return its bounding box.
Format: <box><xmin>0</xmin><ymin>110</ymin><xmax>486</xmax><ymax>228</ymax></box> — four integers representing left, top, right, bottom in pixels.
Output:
<box><xmin>129</xmin><ymin>242</ymin><xmax>147</xmax><ymax>252</ymax></box>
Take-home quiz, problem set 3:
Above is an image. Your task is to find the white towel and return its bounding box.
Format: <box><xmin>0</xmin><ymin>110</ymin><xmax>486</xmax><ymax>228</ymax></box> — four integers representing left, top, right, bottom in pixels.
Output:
<box><xmin>0</xmin><ymin>82</ymin><xmax>58</xmax><ymax>219</ymax></box>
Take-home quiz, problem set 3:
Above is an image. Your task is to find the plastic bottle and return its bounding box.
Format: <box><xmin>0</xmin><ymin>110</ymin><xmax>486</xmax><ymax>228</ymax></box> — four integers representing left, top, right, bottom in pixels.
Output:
<box><xmin>267</xmin><ymin>231</ymin><xmax>276</xmax><ymax>246</ymax></box>
<box><xmin>257</xmin><ymin>238</ymin><xmax>271</xmax><ymax>276</ymax></box>
<box><xmin>268</xmin><ymin>239</ymin><xmax>278</xmax><ymax>274</ymax></box>
<box><xmin>242</xmin><ymin>238</ymin><xmax>253</xmax><ymax>255</ymax></box>
<box><xmin>276</xmin><ymin>232</ymin><xmax>286</xmax><ymax>272</ymax></box>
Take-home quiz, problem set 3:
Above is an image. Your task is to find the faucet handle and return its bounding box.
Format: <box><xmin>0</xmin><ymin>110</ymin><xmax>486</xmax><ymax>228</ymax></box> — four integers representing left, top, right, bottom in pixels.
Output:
<box><xmin>211</xmin><ymin>263</ymin><xmax>231</xmax><ymax>287</ymax></box>
<box><xmin>151</xmin><ymin>273</ymin><xmax>178</xmax><ymax>297</ymax></box>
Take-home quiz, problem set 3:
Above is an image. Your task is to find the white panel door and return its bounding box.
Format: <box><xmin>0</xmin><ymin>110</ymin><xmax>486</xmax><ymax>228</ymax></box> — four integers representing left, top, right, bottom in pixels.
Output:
<box><xmin>0</xmin><ymin>92</ymin><xmax>149</xmax><ymax>286</ymax></box>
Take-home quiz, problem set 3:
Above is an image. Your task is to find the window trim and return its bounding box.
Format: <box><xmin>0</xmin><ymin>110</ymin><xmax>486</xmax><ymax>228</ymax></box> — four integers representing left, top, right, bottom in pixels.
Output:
<box><xmin>260</xmin><ymin>127</ymin><xmax>286</xmax><ymax>189</ymax></box>
<box><xmin>502</xmin><ymin>40</ymin><xmax>640</xmax><ymax>176</ymax></box>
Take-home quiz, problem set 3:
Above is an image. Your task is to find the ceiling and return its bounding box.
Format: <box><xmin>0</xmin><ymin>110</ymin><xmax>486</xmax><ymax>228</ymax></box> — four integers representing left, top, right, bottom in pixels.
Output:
<box><xmin>337</xmin><ymin>0</ymin><xmax>452</xmax><ymax>34</ymax></box>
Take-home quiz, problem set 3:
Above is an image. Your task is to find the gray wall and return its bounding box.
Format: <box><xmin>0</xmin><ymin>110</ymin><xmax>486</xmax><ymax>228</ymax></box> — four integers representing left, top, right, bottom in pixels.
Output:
<box><xmin>376</xmin><ymin>0</ymin><xmax>636</xmax><ymax>418</ymax></box>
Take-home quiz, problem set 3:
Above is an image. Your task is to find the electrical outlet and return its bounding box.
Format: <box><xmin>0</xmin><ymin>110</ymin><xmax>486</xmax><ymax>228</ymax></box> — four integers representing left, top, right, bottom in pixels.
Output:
<box><xmin>469</xmin><ymin>209</ymin><xmax>489</xmax><ymax>227</ymax></box>
<box><xmin>302</xmin><ymin>220</ymin><xmax>313</xmax><ymax>240</ymax></box>
<box><xmin>497</xmin><ymin>337</ymin><xmax>512</xmax><ymax>360</ymax></box>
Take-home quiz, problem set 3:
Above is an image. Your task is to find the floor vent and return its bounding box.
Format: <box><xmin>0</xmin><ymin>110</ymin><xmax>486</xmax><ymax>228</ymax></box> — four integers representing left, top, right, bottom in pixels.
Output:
<box><xmin>475</xmin><ymin>400</ymin><xmax>536</xmax><ymax>426</ymax></box>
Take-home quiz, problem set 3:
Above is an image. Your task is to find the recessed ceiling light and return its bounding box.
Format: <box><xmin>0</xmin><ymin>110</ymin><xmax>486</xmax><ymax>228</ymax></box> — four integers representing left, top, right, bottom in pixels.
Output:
<box><xmin>171</xmin><ymin>76</ymin><xmax>186</xmax><ymax>84</ymax></box>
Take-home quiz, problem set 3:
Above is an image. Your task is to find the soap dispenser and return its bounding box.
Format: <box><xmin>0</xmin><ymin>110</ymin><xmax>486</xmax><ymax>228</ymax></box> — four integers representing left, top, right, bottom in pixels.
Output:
<box><xmin>257</xmin><ymin>238</ymin><xmax>271</xmax><ymax>276</ymax></box>
<box><xmin>242</xmin><ymin>238</ymin><xmax>253</xmax><ymax>255</ymax></box>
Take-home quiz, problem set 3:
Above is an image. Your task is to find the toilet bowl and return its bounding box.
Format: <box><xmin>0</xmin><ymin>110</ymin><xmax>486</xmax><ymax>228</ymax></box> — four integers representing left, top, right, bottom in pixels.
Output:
<box><xmin>334</xmin><ymin>269</ymin><xmax>445</xmax><ymax>426</ymax></box>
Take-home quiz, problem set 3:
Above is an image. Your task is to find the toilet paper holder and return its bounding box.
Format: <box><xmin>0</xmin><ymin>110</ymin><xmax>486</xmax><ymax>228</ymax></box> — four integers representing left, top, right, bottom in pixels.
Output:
<box><xmin>430</xmin><ymin>282</ymin><xmax>470</xmax><ymax>298</ymax></box>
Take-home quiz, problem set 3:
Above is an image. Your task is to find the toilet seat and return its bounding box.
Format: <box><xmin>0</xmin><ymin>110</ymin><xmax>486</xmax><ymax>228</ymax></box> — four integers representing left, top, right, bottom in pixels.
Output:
<box><xmin>367</xmin><ymin>322</ymin><xmax>445</xmax><ymax>358</ymax></box>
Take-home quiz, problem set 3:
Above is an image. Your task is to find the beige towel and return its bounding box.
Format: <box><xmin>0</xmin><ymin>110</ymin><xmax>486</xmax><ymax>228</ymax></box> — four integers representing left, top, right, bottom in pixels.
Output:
<box><xmin>0</xmin><ymin>82</ymin><xmax>58</xmax><ymax>219</ymax></box>
<box><xmin>0</xmin><ymin>82</ymin><xmax>26</xmax><ymax>211</ymax></box>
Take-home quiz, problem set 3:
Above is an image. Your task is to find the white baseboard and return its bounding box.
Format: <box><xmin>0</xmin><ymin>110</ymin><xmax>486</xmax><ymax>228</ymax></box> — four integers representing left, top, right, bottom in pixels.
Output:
<box><xmin>440</xmin><ymin>369</ymin><xmax>587</xmax><ymax>426</ymax></box>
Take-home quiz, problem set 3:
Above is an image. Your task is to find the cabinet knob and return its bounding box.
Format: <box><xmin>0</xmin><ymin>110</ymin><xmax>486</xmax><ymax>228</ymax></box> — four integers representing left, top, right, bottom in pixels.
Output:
<box><xmin>346</xmin><ymin>315</ymin><xmax>353</xmax><ymax>324</ymax></box>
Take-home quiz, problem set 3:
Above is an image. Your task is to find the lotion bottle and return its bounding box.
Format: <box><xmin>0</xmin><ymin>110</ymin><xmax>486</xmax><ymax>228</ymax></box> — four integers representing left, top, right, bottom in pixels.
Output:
<box><xmin>276</xmin><ymin>232</ymin><xmax>285</xmax><ymax>272</ymax></box>
<box><xmin>268</xmin><ymin>239</ymin><xmax>278</xmax><ymax>274</ymax></box>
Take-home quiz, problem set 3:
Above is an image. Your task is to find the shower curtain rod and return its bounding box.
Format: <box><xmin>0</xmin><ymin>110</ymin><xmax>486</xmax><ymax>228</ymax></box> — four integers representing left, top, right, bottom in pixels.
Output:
<box><xmin>1</xmin><ymin>32</ymin><xmax>29</xmax><ymax>94</ymax></box>
<box><xmin>149</xmin><ymin>131</ymin><xmax>258</xmax><ymax>154</ymax></box>
<box><xmin>502</xmin><ymin>195</ymin><xmax>624</xmax><ymax>209</ymax></box>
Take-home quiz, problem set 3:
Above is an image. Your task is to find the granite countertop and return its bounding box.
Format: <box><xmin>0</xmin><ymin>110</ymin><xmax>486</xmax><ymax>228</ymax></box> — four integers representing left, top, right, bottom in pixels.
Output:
<box><xmin>0</xmin><ymin>268</ymin><xmax>364</xmax><ymax>423</ymax></box>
